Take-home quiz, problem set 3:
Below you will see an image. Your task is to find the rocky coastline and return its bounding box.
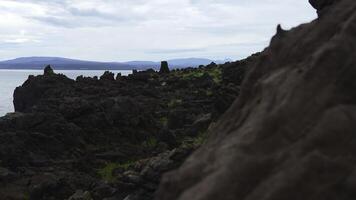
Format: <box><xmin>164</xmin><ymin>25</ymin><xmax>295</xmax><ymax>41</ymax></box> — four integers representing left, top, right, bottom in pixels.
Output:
<box><xmin>0</xmin><ymin>57</ymin><xmax>252</xmax><ymax>199</ymax></box>
<box><xmin>1</xmin><ymin>0</ymin><xmax>356</xmax><ymax>199</ymax></box>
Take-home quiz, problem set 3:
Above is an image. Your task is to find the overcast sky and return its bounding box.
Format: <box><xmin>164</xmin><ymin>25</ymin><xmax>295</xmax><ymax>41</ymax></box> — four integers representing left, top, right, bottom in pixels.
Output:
<box><xmin>0</xmin><ymin>0</ymin><xmax>316</xmax><ymax>62</ymax></box>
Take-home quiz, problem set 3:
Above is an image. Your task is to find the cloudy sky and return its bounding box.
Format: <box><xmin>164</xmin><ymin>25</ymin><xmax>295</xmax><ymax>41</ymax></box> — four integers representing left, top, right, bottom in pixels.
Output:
<box><xmin>0</xmin><ymin>0</ymin><xmax>316</xmax><ymax>62</ymax></box>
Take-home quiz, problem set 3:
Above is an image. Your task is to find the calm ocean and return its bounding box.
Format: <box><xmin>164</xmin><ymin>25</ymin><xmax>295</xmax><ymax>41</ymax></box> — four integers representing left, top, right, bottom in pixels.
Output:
<box><xmin>0</xmin><ymin>69</ymin><xmax>132</xmax><ymax>116</ymax></box>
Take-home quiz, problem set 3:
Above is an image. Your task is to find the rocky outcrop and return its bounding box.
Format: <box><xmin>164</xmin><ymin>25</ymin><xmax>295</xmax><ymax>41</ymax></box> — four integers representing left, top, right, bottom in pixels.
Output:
<box><xmin>159</xmin><ymin>61</ymin><xmax>170</xmax><ymax>74</ymax></box>
<box><xmin>100</xmin><ymin>71</ymin><xmax>115</xmax><ymax>81</ymax></box>
<box><xmin>156</xmin><ymin>0</ymin><xmax>356</xmax><ymax>199</ymax></box>
<box><xmin>0</xmin><ymin>57</ymin><xmax>247</xmax><ymax>199</ymax></box>
<box><xmin>309</xmin><ymin>0</ymin><xmax>337</xmax><ymax>15</ymax></box>
<box><xmin>5</xmin><ymin>0</ymin><xmax>350</xmax><ymax>199</ymax></box>
<box><xmin>44</xmin><ymin>65</ymin><xmax>55</xmax><ymax>75</ymax></box>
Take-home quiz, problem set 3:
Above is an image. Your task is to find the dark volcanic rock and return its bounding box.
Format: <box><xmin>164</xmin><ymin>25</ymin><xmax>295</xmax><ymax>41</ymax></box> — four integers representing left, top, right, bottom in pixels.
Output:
<box><xmin>1</xmin><ymin>51</ymin><xmax>246</xmax><ymax>199</ymax></box>
<box><xmin>13</xmin><ymin>72</ymin><xmax>74</xmax><ymax>112</ymax></box>
<box><xmin>156</xmin><ymin>0</ymin><xmax>356</xmax><ymax>199</ymax></box>
<box><xmin>309</xmin><ymin>0</ymin><xmax>337</xmax><ymax>15</ymax></box>
<box><xmin>100</xmin><ymin>71</ymin><xmax>115</xmax><ymax>81</ymax></box>
<box><xmin>44</xmin><ymin>65</ymin><xmax>54</xmax><ymax>76</ymax></box>
<box><xmin>159</xmin><ymin>61</ymin><xmax>170</xmax><ymax>74</ymax></box>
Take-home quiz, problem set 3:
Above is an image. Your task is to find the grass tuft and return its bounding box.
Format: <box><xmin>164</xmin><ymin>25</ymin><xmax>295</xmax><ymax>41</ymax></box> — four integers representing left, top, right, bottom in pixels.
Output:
<box><xmin>98</xmin><ymin>161</ymin><xmax>134</xmax><ymax>182</ymax></box>
<box><xmin>168</xmin><ymin>99</ymin><xmax>183</xmax><ymax>108</ymax></box>
<box><xmin>142</xmin><ymin>137</ymin><xmax>158</xmax><ymax>148</ymax></box>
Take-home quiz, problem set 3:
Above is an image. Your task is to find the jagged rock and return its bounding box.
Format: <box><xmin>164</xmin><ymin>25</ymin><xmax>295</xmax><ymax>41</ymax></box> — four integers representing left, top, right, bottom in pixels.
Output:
<box><xmin>221</xmin><ymin>53</ymin><xmax>256</xmax><ymax>85</ymax></box>
<box><xmin>13</xmin><ymin>72</ymin><xmax>74</xmax><ymax>112</ymax></box>
<box><xmin>0</xmin><ymin>167</ymin><xmax>16</xmax><ymax>181</ymax></box>
<box><xmin>2</xmin><ymin>50</ymin><xmax>244</xmax><ymax>199</ymax></box>
<box><xmin>122</xmin><ymin>171</ymin><xmax>142</xmax><ymax>185</ymax></box>
<box><xmin>43</xmin><ymin>65</ymin><xmax>54</xmax><ymax>76</ymax></box>
<box><xmin>167</xmin><ymin>109</ymin><xmax>188</xmax><ymax>129</ymax></box>
<box><xmin>114</xmin><ymin>147</ymin><xmax>193</xmax><ymax>200</ymax></box>
<box><xmin>128</xmin><ymin>69</ymin><xmax>155</xmax><ymax>82</ymax></box>
<box><xmin>156</xmin><ymin>0</ymin><xmax>356</xmax><ymax>199</ymax></box>
<box><xmin>100</xmin><ymin>71</ymin><xmax>115</xmax><ymax>81</ymax></box>
<box><xmin>68</xmin><ymin>190</ymin><xmax>93</xmax><ymax>200</ymax></box>
<box><xmin>275</xmin><ymin>24</ymin><xmax>286</xmax><ymax>37</ymax></box>
<box><xmin>206</xmin><ymin>62</ymin><xmax>217</xmax><ymax>68</ymax></box>
<box><xmin>115</xmin><ymin>73</ymin><xmax>122</xmax><ymax>80</ymax></box>
<box><xmin>189</xmin><ymin>113</ymin><xmax>212</xmax><ymax>135</ymax></box>
<box><xmin>309</xmin><ymin>0</ymin><xmax>336</xmax><ymax>15</ymax></box>
<box><xmin>159</xmin><ymin>61</ymin><xmax>170</xmax><ymax>74</ymax></box>
<box><xmin>91</xmin><ymin>183</ymin><xmax>117</xmax><ymax>200</ymax></box>
<box><xmin>28</xmin><ymin>174</ymin><xmax>66</xmax><ymax>200</ymax></box>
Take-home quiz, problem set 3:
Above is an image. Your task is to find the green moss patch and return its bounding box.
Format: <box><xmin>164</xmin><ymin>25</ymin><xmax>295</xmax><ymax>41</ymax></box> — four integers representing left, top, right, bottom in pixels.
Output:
<box><xmin>98</xmin><ymin>161</ymin><xmax>134</xmax><ymax>182</ymax></box>
<box><xmin>142</xmin><ymin>137</ymin><xmax>158</xmax><ymax>149</ymax></box>
<box><xmin>173</xmin><ymin>67</ymin><xmax>222</xmax><ymax>84</ymax></box>
<box><xmin>159</xmin><ymin>117</ymin><xmax>168</xmax><ymax>127</ymax></box>
<box><xmin>181</xmin><ymin>131</ymin><xmax>208</xmax><ymax>148</ymax></box>
<box><xmin>168</xmin><ymin>99</ymin><xmax>183</xmax><ymax>108</ymax></box>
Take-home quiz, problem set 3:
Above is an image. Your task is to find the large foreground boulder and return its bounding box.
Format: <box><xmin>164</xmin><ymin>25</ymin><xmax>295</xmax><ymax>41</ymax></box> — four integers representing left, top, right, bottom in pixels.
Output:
<box><xmin>309</xmin><ymin>0</ymin><xmax>337</xmax><ymax>15</ymax></box>
<box><xmin>156</xmin><ymin>0</ymin><xmax>356</xmax><ymax>199</ymax></box>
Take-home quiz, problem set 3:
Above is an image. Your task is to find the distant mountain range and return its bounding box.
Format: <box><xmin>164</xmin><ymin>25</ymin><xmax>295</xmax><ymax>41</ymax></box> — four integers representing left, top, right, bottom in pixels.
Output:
<box><xmin>0</xmin><ymin>57</ymin><xmax>232</xmax><ymax>70</ymax></box>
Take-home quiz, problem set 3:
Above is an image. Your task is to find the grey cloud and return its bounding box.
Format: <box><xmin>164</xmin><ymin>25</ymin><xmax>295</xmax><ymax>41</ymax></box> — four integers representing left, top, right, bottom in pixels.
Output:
<box><xmin>187</xmin><ymin>24</ymin><xmax>275</xmax><ymax>36</ymax></box>
<box><xmin>68</xmin><ymin>7</ymin><xmax>110</xmax><ymax>17</ymax></box>
<box><xmin>67</xmin><ymin>7</ymin><xmax>142</xmax><ymax>23</ymax></box>
<box><xmin>212</xmin><ymin>42</ymin><xmax>268</xmax><ymax>48</ymax></box>
<box><xmin>0</xmin><ymin>41</ymin><xmax>26</xmax><ymax>49</ymax></box>
<box><xmin>24</xmin><ymin>1</ymin><xmax>145</xmax><ymax>28</ymax></box>
<box><xmin>0</xmin><ymin>0</ymin><xmax>316</xmax><ymax>61</ymax></box>
<box><xmin>31</xmin><ymin>14</ymin><xmax>138</xmax><ymax>28</ymax></box>
<box><xmin>31</xmin><ymin>16</ymin><xmax>79</xmax><ymax>28</ymax></box>
<box><xmin>146</xmin><ymin>48</ymin><xmax>206</xmax><ymax>54</ymax></box>
<box><xmin>190</xmin><ymin>0</ymin><xmax>282</xmax><ymax>6</ymax></box>
<box><xmin>15</xmin><ymin>0</ymin><xmax>67</xmax><ymax>5</ymax></box>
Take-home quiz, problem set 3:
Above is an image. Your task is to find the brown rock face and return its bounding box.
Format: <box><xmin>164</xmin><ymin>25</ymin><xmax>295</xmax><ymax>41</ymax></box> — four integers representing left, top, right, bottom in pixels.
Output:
<box><xmin>309</xmin><ymin>0</ymin><xmax>335</xmax><ymax>10</ymax></box>
<box><xmin>309</xmin><ymin>0</ymin><xmax>337</xmax><ymax>15</ymax></box>
<box><xmin>156</xmin><ymin>0</ymin><xmax>356</xmax><ymax>200</ymax></box>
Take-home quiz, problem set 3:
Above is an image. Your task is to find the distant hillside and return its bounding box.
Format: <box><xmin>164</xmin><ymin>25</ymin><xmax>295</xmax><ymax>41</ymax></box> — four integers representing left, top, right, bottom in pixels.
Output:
<box><xmin>0</xmin><ymin>57</ymin><xmax>132</xmax><ymax>70</ymax></box>
<box><xmin>0</xmin><ymin>57</ymin><xmax>231</xmax><ymax>70</ymax></box>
